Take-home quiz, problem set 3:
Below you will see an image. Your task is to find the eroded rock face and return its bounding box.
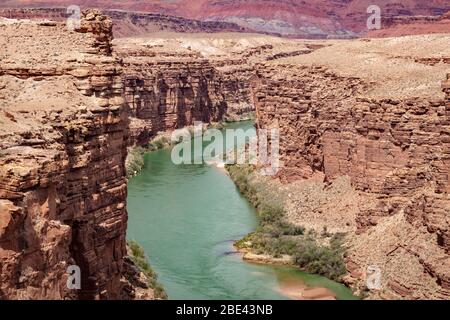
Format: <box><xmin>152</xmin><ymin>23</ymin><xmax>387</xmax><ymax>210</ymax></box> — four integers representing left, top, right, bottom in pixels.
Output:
<box><xmin>0</xmin><ymin>10</ymin><xmax>149</xmax><ymax>300</ymax></box>
<box><xmin>251</xmin><ymin>37</ymin><xmax>450</xmax><ymax>299</ymax></box>
<box><xmin>367</xmin><ymin>11</ymin><xmax>450</xmax><ymax>38</ymax></box>
<box><xmin>209</xmin><ymin>43</ymin><xmax>314</xmax><ymax>122</ymax></box>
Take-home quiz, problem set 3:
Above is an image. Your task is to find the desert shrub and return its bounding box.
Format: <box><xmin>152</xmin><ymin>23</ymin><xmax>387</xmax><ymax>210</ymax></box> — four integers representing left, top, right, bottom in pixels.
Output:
<box><xmin>269</xmin><ymin>238</ymin><xmax>300</xmax><ymax>257</ymax></box>
<box><xmin>275</xmin><ymin>221</ymin><xmax>305</xmax><ymax>236</ymax></box>
<box><xmin>227</xmin><ymin>163</ymin><xmax>347</xmax><ymax>282</ymax></box>
<box><xmin>148</xmin><ymin>135</ymin><xmax>170</xmax><ymax>151</ymax></box>
<box><xmin>293</xmin><ymin>236</ymin><xmax>347</xmax><ymax>281</ymax></box>
<box><xmin>321</xmin><ymin>226</ymin><xmax>332</xmax><ymax>238</ymax></box>
<box><xmin>234</xmin><ymin>232</ymin><xmax>255</xmax><ymax>249</ymax></box>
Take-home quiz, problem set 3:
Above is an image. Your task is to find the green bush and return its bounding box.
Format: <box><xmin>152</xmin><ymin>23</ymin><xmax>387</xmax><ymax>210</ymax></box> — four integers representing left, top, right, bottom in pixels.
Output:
<box><xmin>128</xmin><ymin>241</ymin><xmax>168</xmax><ymax>300</ymax></box>
<box><xmin>126</xmin><ymin>147</ymin><xmax>145</xmax><ymax>178</ymax></box>
<box><xmin>227</xmin><ymin>164</ymin><xmax>348</xmax><ymax>282</ymax></box>
<box><xmin>293</xmin><ymin>235</ymin><xmax>347</xmax><ymax>281</ymax></box>
<box><xmin>147</xmin><ymin>136</ymin><xmax>170</xmax><ymax>151</ymax></box>
<box><xmin>276</xmin><ymin>221</ymin><xmax>305</xmax><ymax>236</ymax></box>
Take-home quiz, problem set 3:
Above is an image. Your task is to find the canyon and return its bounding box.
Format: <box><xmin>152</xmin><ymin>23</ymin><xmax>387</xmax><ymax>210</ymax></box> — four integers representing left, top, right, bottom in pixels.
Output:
<box><xmin>116</xmin><ymin>32</ymin><xmax>312</xmax><ymax>146</ymax></box>
<box><xmin>0</xmin><ymin>9</ymin><xmax>306</xmax><ymax>299</ymax></box>
<box><xmin>367</xmin><ymin>11</ymin><xmax>450</xmax><ymax>38</ymax></box>
<box><xmin>0</xmin><ymin>7</ymin><xmax>449</xmax><ymax>300</ymax></box>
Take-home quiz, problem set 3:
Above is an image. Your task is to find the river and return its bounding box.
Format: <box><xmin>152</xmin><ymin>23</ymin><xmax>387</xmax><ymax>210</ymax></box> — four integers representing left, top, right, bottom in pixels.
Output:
<box><xmin>127</xmin><ymin>121</ymin><xmax>356</xmax><ymax>300</ymax></box>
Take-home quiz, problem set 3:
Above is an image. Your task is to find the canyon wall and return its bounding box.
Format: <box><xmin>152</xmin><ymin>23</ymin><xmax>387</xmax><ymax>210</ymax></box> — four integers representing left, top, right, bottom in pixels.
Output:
<box><xmin>114</xmin><ymin>34</ymin><xmax>311</xmax><ymax>146</ymax></box>
<box><xmin>209</xmin><ymin>43</ymin><xmax>313</xmax><ymax>122</ymax></box>
<box><xmin>251</xmin><ymin>37</ymin><xmax>450</xmax><ymax>299</ymax></box>
<box><xmin>114</xmin><ymin>41</ymin><xmax>227</xmax><ymax>146</ymax></box>
<box><xmin>0</xmin><ymin>11</ymin><xmax>151</xmax><ymax>299</ymax></box>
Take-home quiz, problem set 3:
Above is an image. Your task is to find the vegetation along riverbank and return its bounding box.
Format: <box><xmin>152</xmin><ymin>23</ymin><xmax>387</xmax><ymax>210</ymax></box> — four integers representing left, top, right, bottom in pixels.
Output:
<box><xmin>226</xmin><ymin>164</ymin><xmax>350</xmax><ymax>285</ymax></box>
<box><xmin>127</xmin><ymin>241</ymin><xmax>168</xmax><ymax>299</ymax></box>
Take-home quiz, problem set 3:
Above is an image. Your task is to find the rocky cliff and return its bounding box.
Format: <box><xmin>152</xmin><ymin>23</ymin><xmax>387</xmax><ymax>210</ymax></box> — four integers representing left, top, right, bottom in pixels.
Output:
<box><xmin>206</xmin><ymin>40</ymin><xmax>314</xmax><ymax>121</ymax></box>
<box><xmin>251</xmin><ymin>35</ymin><xmax>450</xmax><ymax>299</ymax></box>
<box><xmin>0</xmin><ymin>11</ymin><xmax>152</xmax><ymax>300</ymax></box>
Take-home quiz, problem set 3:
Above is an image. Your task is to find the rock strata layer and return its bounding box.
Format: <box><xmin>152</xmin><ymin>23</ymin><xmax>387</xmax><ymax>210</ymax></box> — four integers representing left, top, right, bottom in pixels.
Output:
<box><xmin>1</xmin><ymin>3</ymin><xmax>449</xmax><ymax>38</ymax></box>
<box><xmin>1</xmin><ymin>9</ymin><xmax>449</xmax><ymax>301</ymax></box>
<box><xmin>0</xmin><ymin>12</ymin><xmax>315</xmax><ymax>299</ymax></box>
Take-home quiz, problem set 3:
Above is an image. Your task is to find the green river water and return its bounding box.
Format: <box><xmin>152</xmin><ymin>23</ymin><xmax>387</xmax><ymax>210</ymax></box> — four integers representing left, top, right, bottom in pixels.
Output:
<box><xmin>127</xmin><ymin>121</ymin><xmax>356</xmax><ymax>300</ymax></box>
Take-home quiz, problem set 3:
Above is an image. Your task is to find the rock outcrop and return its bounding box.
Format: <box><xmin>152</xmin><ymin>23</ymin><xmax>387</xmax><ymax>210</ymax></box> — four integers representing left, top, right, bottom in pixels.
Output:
<box><xmin>251</xmin><ymin>35</ymin><xmax>450</xmax><ymax>299</ymax></box>
<box><xmin>208</xmin><ymin>42</ymin><xmax>313</xmax><ymax>122</ymax></box>
<box><xmin>0</xmin><ymin>11</ymin><xmax>151</xmax><ymax>299</ymax></box>
<box><xmin>2</xmin><ymin>7</ymin><xmax>448</xmax><ymax>301</ymax></box>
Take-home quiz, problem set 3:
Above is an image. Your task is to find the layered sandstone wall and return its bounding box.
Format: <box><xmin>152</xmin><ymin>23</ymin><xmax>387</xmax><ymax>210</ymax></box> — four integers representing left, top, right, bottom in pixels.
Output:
<box><xmin>114</xmin><ymin>42</ymin><xmax>227</xmax><ymax>146</ymax></box>
<box><xmin>251</xmin><ymin>37</ymin><xmax>450</xmax><ymax>299</ymax></box>
<box><xmin>210</xmin><ymin>42</ymin><xmax>315</xmax><ymax>121</ymax></box>
<box><xmin>114</xmin><ymin>35</ymin><xmax>312</xmax><ymax>146</ymax></box>
<box><xmin>2</xmin><ymin>1</ymin><xmax>449</xmax><ymax>38</ymax></box>
<box><xmin>0</xmin><ymin>11</ymin><xmax>151</xmax><ymax>300</ymax></box>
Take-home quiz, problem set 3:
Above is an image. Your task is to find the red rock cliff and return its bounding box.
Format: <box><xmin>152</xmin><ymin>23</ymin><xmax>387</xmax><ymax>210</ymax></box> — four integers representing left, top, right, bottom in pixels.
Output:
<box><xmin>0</xmin><ymin>11</ymin><xmax>149</xmax><ymax>299</ymax></box>
<box><xmin>114</xmin><ymin>34</ymin><xmax>311</xmax><ymax>146</ymax></box>
<box><xmin>0</xmin><ymin>7</ymin><xmax>248</xmax><ymax>38</ymax></box>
